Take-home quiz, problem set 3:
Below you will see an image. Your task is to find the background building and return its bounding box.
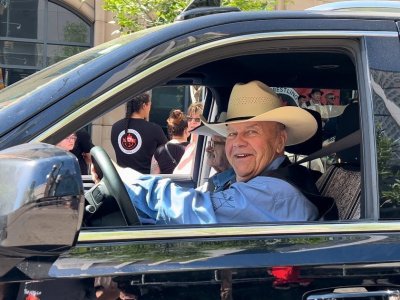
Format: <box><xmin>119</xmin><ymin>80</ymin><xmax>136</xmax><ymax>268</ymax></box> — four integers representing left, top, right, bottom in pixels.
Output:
<box><xmin>0</xmin><ymin>0</ymin><xmax>337</xmax><ymax>157</ymax></box>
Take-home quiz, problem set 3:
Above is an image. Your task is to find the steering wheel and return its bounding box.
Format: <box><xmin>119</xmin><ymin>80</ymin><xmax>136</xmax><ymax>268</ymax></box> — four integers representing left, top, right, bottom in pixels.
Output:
<box><xmin>85</xmin><ymin>146</ymin><xmax>141</xmax><ymax>225</ymax></box>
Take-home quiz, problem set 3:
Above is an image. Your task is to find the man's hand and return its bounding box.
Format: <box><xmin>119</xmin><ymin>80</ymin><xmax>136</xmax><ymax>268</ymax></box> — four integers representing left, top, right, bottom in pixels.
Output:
<box><xmin>90</xmin><ymin>159</ymin><xmax>142</xmax><ymax>185</ymax></box>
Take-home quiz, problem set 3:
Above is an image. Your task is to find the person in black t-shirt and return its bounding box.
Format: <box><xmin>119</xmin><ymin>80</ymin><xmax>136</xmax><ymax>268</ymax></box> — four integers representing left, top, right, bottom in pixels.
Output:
<box><xmin>111</xmin><ymin>93</ymin><xmax>168</xmax><ymax>174</ymax></box>
<box><xmin>151</xmin><ymin>109</ymin><xmax>190</xmax><ymax>174</ymax></box>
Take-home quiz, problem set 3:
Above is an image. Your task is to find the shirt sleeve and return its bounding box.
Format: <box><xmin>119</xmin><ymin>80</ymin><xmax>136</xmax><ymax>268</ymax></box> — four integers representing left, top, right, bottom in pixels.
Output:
<box><xmin>125</xmin><ymin>174</ymin><xmax>318</xmax><ymax>225</ymax></box>
<box><xmin>126</xmin><ymin>175</ymin><xmax>217</xmax><ymax>224</ymax></box>
<box><xmin>155</xmin><ymin>125</ymin><xmax>168</xmax><ymax>146</ymax></box>
<box><xmin>210</xmin><ymin>176</ymin><xmax>319</xmax><ymax>223</ymax></box>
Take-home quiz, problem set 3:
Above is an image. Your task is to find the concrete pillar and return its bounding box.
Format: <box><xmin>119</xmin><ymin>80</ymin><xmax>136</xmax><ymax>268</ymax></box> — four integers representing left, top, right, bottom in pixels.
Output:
<box><xmin>60</xmin><ymin>0</ymin><xmax>121</xmax><ymax>158</ymax></box>
<box><xmin>85</xmin><ymin>0</ymin><xmax>122</xmax><ymax>158</ymax></box>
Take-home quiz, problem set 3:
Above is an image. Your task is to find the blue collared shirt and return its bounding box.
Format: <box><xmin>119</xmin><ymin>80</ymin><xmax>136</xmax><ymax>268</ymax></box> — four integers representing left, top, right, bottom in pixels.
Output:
<box><xmin>126</xmin><ymin>156</ymin><xmax>318</xmax><ymax>224</ymax></box>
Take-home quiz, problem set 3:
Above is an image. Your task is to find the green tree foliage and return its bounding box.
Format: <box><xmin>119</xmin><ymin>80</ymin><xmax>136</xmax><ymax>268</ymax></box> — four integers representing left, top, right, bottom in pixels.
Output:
<box><xmin>103</xmin><ymin>0</ymin><xmax>279</xmax><ymax>34</ymax></box>
<box><xmin>64</xmin><ymin>21</ymin><xmax>88</xmax><ymax>43</ymax></box>
<box><xmin>50</xmin><ymin>22</ymin><xmax>89</xmax><ymax>65</ymax></box>
<box><xmin>376</xmin><ymin>124</ymin><xmax>400</xmax><ymax>208</ymax></box>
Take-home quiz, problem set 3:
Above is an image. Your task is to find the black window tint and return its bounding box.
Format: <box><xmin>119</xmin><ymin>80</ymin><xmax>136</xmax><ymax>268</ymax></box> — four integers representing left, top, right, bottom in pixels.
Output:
<box><xmin>368</xmin><ymin>36</ymin><xmax>400</xmax><ymax>219</ymax></box>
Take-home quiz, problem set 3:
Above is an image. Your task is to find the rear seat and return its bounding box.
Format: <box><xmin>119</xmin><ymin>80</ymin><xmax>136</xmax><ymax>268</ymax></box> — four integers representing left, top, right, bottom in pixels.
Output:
<box><xmin>316</xmin><ymin>102</ymin><xmax>361</xmax><ymax>220</ymax></box>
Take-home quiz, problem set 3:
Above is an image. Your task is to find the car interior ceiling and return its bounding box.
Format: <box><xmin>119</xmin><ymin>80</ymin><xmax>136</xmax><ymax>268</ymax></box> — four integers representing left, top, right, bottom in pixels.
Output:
<box><xmin>174</xmin><ymin>52</ymin><xmax>357</xmax><ymax>91</ymax></box>
<box><xmin>168</xmin><ymin>51</ymin><xmax>357</xmax><ymax>118</ymax></box>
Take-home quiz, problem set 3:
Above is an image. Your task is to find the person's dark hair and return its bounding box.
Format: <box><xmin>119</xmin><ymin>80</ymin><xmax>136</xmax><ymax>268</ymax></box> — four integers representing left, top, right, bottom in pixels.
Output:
<box><xmin>167</xmin><ymin>109</ymin><xmax>188</xmax><ymax>139</ymax></box>
<box><xmin>126</xmin><ymin>93</ymin><xmax>150</xmax><ymax>117</ymax></box>
<box><xmin>124</xmin><ymin>93</ymin><xmax>151</xmax><ymax>136</ymax></box>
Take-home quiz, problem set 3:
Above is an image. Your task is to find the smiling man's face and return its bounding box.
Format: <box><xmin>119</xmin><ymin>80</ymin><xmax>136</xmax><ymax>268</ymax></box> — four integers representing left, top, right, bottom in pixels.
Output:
<box><xmin>225</xmin><ymin>121</ymin><xmax>287</xmax><ymax>182</ymax></box>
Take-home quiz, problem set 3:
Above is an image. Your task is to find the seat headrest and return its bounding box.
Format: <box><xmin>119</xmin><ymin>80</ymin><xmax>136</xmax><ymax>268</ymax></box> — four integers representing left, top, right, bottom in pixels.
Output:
<box><xmin>336</xmin><ymin>102</ymin><xmax>360</xmax><ymax>164</ymax></box>
<box><xmin>285</xmin><ymin>108</ymin><xmax>323</xmax><ymax>155</ymax></box>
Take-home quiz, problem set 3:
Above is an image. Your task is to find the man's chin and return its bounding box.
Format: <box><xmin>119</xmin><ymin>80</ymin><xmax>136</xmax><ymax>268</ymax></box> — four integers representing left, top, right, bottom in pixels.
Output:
<box><xmin>234</xmin><ymin>171</ymin><xmax>253</xmax><ymax>182</ymax></box>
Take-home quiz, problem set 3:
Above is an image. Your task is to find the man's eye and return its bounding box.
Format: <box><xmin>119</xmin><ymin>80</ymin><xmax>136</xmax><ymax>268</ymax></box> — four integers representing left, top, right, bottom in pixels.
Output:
<box><xmin>247</xmin><ymin>130</ymin><xmax>258</xmax><ymax>135</ymax></box>
<box><xmin>227</xmin><ymin>132</ymin><xmax>236</xmax><ymax>138</ymax></box>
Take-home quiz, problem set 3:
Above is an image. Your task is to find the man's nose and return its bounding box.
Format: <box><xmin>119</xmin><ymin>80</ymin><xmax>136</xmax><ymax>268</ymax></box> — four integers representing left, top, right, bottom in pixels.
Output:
<box><xmin>231</xmin><ymin>133</ymin><xmax>247</xmax><ymax>147</ymax></box>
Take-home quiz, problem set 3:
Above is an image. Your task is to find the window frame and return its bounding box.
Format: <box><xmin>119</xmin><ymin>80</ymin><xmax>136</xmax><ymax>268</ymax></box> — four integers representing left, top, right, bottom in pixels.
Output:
<box><xmin>21</xmin><ymin>30</ymin><xmax>396</xmax><ymax>232</ymax></box>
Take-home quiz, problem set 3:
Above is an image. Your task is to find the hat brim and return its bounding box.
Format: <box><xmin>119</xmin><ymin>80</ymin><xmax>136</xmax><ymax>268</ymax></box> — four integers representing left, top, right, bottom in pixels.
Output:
<box><xmin>208</xmin><ymin>106</ymin><xmax>318</xmax><ymax>146</ymax></box>
<box><xmin>190</xmin><ymin>115</ymin><xmax>227</xmax><ymax>137</ymax></box>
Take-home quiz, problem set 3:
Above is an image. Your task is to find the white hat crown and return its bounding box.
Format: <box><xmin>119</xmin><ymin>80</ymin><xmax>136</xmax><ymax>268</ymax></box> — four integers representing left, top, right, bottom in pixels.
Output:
<box><xmin>226</xmin><ymin>81</ymin><xmax>282</xmax><ymax>121</ymax></box>
<box><xmin>193</xmin><ymin>81</ymin><xmax>318</xmax><ymax>146</ymax></box>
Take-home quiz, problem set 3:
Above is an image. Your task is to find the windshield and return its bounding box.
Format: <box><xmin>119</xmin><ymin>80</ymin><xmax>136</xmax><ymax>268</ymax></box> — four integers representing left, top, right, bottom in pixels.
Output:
<box><xmin>0</xmin><ymin>25</ymin><xmax>167</xmax><ymax>110</ymax></box>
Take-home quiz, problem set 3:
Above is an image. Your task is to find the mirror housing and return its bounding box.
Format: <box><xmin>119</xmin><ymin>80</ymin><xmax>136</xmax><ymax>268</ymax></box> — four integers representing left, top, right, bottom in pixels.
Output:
<box><xmin>0</xmin><ymin>143</ymin><xmax>84</xmax><ymax>277</ymax></box>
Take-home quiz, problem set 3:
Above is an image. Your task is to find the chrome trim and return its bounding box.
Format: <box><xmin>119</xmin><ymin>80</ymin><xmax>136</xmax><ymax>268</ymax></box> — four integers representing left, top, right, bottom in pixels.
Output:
<box><xmin>33</xmin><ymin>30</ymin><xmax>398</xmax><ymax>142</ymax></box>
<box><xmin>359</xmin><ymin>37</ymin><xmax>378</xmax><ymax>219</ymax></box>
<box><xmin>78</xmin><ymin>222</ymin><xmax>400</xmax><ymax>242</ymax></box>
<box><xmin>307</xmin><ymin>290</ymin><xmax>400</xmax><ymax>300</ymax></box>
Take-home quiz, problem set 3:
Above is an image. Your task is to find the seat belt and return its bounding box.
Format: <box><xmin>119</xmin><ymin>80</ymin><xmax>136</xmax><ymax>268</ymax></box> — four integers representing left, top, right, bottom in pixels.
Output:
<box><xmin>294</xmin><ymin>129</ymin><xmax>361</xmax><ymax>165</ymax></box>
<box><xmin>263</xmin><ymin>130</ymin><xmax>361</xmax><ymax>220</ymax></box>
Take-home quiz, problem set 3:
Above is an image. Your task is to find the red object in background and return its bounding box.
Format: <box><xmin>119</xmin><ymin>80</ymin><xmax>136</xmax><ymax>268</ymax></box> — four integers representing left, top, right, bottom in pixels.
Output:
<box><xmin>270</xmin><ymin>266</ymin><xmax>312</xmax><ymax>288</ymax></box>
<box><xmin>295</xmin><ymin>88</ymin><xmax>341</xmax><ymax>105</ymax></box>
<box><xmin>26</xmin><ymin>294</ymin><xmax>40</xmax><ymax>300</ymax></box>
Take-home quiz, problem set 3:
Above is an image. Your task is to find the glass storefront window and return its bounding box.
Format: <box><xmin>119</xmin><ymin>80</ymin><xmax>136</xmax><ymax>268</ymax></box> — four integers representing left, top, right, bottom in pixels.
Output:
<box><xmin>0</xmin><ymin>41</ymin><xmax>43</xmax><ymax>67</ymax></box>
<box><xmin>2</xmin><ymin>67</ymin><xmax>36</xmax><ymax>87</ymax></box>
<box><xmin>47</xmin><ymin>44</ymin><xmax>90</xmax><ymax>65</ymax></box>
<box><xmin>47</xmin><ymin>2</ymin><xmax>90</xmax><ymax>44</ymax></box>
<box><xmin>0</xmin><ymin>0</ymin><xmax>92</xmax><ymax>89</ymax></box>
<box><xmin>0</xmin><ymin>0</ymin><xmax>45</xmax><ymax>40</ymax></box>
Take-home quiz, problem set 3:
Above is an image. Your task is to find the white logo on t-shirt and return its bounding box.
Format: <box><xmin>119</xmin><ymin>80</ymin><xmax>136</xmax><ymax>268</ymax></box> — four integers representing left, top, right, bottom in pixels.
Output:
<box><xmin>117</xmin><ymin>129</ymin><xmax>142</xmax><ymax>154</ymax></box>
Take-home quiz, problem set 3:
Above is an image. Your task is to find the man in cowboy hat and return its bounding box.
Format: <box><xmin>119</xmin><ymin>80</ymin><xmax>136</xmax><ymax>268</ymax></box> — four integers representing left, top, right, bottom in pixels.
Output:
<box><xmin>109</xmin><ymin>80</ymin><xmax>319</xmax><ymax>224</ymax></box>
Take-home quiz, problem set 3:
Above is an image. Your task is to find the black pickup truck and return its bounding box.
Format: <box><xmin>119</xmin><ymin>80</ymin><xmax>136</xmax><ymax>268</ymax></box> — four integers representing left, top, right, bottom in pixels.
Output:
<box><xmin>1</xmin><ymin>1</ymin><xmax>400</xmax><ymax>299</ymax></box>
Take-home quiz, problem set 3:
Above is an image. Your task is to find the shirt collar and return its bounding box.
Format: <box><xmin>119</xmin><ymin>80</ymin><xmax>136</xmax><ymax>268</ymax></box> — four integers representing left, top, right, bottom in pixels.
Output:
<box><xmin>266</xmin><ymin>155</ymin><xmax>286</xmax><ymax>172</ymax></box>
<box><xmin>212</xmin><ymin>168</ymin><xmax>235</xmax><ymax>188</ymax></box>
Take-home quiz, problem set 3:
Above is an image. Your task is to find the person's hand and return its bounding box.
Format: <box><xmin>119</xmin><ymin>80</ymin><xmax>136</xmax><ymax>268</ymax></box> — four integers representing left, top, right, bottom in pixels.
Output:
<box><xmin>90</xmin><ymin>158</ymin><xmax>142</xmax><ymax>184</ymax></box>
<box><xmin>82</xmin><ymin>152</ymin><xmax>92</xmax><ymax>165</ymax></box>
<box><xmin>90</xmin><ymin>164</ymin><xmax>100</xmax><ymax>184</ymax></box>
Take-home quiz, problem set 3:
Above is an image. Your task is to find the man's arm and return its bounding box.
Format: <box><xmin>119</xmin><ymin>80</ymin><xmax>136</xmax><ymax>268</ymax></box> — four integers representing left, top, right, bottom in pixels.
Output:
<box><xmin>91</xmin><ymin>159</ymin><xmax>142</xmax><ymax>184</ymax></box>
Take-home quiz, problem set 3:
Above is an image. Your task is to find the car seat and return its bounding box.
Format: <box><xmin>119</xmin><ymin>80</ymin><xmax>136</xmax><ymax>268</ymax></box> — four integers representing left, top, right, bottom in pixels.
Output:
<box><xmin>316</xmin><ymin>102</ymin><xmax>361</xmax><ymax>220</ymax></box>
<box><xmin>285</xmin><ymin>108</ymin><xmax>324</xmax><ymax>181</ymax></box>
<box><xmin>281</xmin><ymin>108</ymin><xmax>339</xmax><ymax>220</ymax></box>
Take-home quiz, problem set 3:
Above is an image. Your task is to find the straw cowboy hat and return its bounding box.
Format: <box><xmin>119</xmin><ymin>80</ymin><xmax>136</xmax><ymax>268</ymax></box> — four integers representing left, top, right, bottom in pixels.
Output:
<box><xmin>204</xmin><ymin>80</ymin><xmax>317</xmax><ymax>146</ymax></box>
<box><xmin>190</xmin><ymin>112</ymin><xmax>227</xmax><ymax>137</ymax></box>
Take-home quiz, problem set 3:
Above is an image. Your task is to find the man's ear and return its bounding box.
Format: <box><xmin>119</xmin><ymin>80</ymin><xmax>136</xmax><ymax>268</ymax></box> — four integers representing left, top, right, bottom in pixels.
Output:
<box><xmin>276</xmin><ymin>129</ymin><xmax>287</xmax><ymax>154</ymax></box>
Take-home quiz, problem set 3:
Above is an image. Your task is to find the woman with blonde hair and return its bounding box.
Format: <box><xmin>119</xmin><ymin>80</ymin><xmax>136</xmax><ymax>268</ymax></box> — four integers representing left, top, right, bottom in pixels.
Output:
<box><xmin>151</xmin><ymin>109</ymin><xmax>190</xmax><ymax>174</ymax></box>
<box><xmin>173</xmin><ymin>102</ymin><xmax>204</xmax><ymax>174</ymax></box>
